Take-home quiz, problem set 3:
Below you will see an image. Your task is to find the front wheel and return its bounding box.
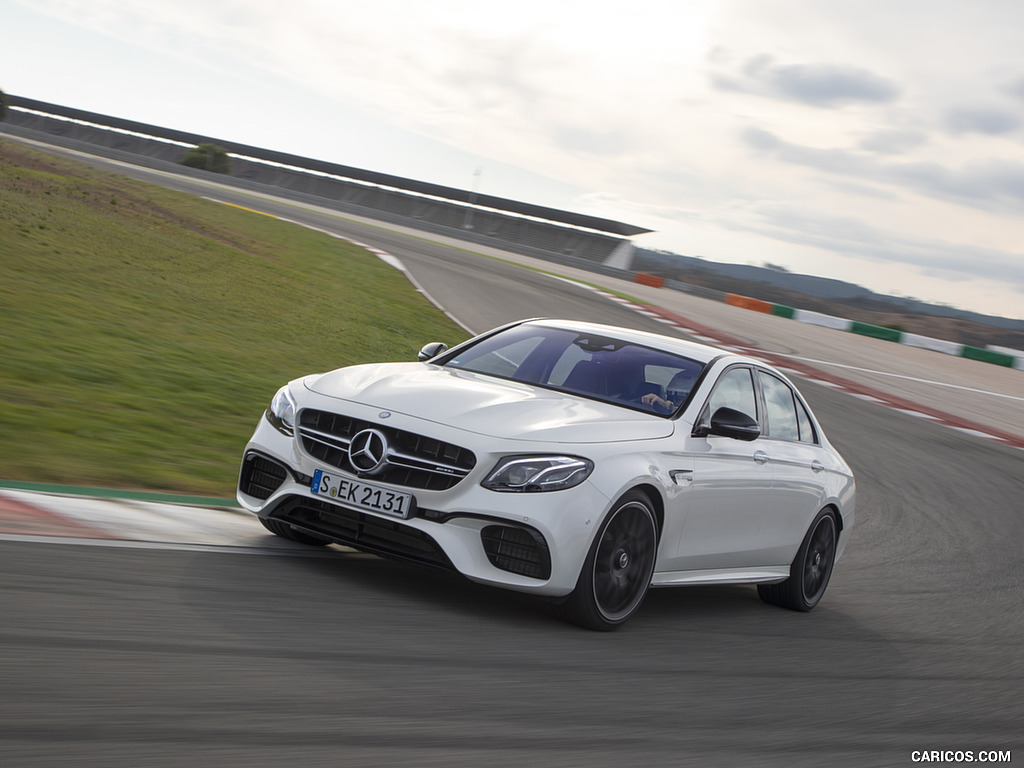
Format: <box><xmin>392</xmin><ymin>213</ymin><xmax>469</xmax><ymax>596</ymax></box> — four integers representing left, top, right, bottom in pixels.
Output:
<box><xmin>562</xmin><ymin>491</ymin><xmax>659</xmax><ymax>631</ymax></box>
<box><xmin>758</xmin><ymin>508</ymin><xmax>837</xmax><ymax>611</ymax></box>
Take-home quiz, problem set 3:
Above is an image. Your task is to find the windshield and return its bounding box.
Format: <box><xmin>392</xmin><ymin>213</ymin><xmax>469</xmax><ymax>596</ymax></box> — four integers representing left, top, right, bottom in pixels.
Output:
<box><xmin>443</xmin><ymin>325</ymin><xmax>704</xmax><ymax>415</ymax></box>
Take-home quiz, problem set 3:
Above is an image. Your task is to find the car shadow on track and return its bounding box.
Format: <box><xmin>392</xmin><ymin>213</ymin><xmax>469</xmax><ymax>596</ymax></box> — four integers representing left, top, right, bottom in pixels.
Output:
<box><xmin>174</xmin><ymin>538</ymin><xmax>914</xmax><ymax>735</ymax></box>
<box><xmin>190</xmin><ymin>539</ymin><xmax>850</xmax><ymax>637</ymax></box>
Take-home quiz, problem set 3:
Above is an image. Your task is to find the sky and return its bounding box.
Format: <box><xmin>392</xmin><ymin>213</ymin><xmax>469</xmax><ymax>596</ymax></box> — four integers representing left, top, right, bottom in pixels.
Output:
<box><xmin>3</xmin><ymin>0</ymin><xmax>1024</xmax><ymax>320</ymax></box>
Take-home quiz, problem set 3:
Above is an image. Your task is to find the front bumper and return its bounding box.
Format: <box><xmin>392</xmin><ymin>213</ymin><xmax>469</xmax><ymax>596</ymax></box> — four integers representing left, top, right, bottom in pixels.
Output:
<box><xmin>236</xmin><ymin>413</ymin><xmax>611</xmax><ymax>597</ymax></box>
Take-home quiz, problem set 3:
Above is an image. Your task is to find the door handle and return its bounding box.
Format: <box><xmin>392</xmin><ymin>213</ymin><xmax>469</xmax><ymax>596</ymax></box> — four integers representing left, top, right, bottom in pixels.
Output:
<box><xmin>811</xmin><ymin>460</ymin><xmax>824</xmax><ymax>473</ymax></box>
<box><xmin>753</xmin><ymin>450</ymin><xmax>769</xmax><ymax>465</ymax></box>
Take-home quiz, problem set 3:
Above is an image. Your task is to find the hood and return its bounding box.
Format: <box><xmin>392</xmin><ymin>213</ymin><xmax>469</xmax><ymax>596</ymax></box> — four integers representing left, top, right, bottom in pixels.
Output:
<box><xmin>304</xmin><ymin>363</ymin><xmax>675</xmax><ymax>443</ymax></box>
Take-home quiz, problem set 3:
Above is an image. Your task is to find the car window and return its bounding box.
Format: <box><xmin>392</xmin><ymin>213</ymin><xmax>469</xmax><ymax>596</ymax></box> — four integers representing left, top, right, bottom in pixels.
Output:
<box><xmin>795</xmin><ymin>393</ymin><xmax>818</xmax><ymax>444</ymax></box>
<box><xmin>443</xmin><ymin>325</ymin><xmax>704</xmax><ymax>415</ymax></box>
<box><xmin>758</xmin><ymin>371</ymin><xmax>818</xmax><ymax>443</ymax></box>
<box><xmin>548</xmin><ymin>341</ymin><xmax>591</xmax><ymax>386</ymax></box>
<box><xmin>450</xmin><ymin>333</ymin><xmax>547</xmax><ymax>378</ymax></box>
<box><xmin>703</xmin><ymin>367</ymin><xmax>757</xmax><ymax>423</ymax></box>
<box><xmin>759</xmin><ymin>372</ymin><xmax>800</xmax><ymax>441</ymax></box>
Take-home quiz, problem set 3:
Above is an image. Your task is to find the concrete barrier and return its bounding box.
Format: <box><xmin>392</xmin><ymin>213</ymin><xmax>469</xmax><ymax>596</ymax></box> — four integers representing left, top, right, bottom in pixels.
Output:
<box><xmin>634</xmin><ymin>273</ymin><xmax>665</xmax><ymax>288</ymax></box>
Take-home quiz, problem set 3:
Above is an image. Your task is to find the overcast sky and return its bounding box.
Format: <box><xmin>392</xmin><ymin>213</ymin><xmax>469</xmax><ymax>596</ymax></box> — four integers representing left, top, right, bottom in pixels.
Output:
<box><xmin>4</xmin><ymin>0</ymin><xmax>1024</xmax><ymax>320</ymax></box>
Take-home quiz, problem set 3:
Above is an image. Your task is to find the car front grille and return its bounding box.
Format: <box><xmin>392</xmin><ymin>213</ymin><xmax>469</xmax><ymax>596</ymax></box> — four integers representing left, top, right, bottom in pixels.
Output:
<box><xmin>271</xmin><ymin>495</ymin><xmax>454</xmax><ymax>570</ymax></box>
<box><xmin>239</xmin><ymin>452</ymin><xmax>289</xmax><ymax>500</ymax></box>
<box><xmin>481</xmin><ymin>524</ymin><xmax>551</xmax><ymax>580</ymax></box>
<box><xmin>297</xmin><ymin>409</ymin><xmax>476</xmax><ymax>491</ymax></box>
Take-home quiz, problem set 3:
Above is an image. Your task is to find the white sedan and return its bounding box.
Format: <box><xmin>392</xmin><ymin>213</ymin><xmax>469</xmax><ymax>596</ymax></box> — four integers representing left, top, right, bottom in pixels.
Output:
<box><xmin>237</xmin><ymin>319</ymin><xmax>855</xmax><ymax>630</ymax></box>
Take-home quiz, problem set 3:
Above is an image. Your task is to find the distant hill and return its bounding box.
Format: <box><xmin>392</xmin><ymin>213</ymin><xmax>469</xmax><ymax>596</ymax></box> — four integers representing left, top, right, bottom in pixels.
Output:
<box><xmin>634</xmin><ymin>248</ymin><xmax>1024</xmax><ymax>351</ymax></box>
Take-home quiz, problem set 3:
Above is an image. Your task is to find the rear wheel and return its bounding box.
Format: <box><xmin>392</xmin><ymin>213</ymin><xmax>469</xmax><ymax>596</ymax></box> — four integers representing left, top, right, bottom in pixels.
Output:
<box><xmin>259</xmin><ymin>516</ymin><xmax>331</xmax><ymax>546</ymax></box>
<box><xmin>563</xmin><ymin>491</ymin><xmax>658</xmax><ymax>631</ymax></box>
<box><xmin>758</xmin><ymin>509</ymin><xmax>837</xmax><ymax>611</ymax></box>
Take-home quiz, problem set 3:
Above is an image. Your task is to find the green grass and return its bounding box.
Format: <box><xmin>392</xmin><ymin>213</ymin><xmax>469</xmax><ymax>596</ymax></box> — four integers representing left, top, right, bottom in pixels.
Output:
<box><xmin>0</xmin><ymin>140</ymin><xmax>469</xmax><ymax>496</ymax></box>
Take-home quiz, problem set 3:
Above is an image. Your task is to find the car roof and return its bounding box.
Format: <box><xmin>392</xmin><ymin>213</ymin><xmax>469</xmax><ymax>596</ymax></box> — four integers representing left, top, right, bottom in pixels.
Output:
<box><xmin>523</xmin><ymin>318</ymin><xmax>731</xmax><ymax>366</ymax></box>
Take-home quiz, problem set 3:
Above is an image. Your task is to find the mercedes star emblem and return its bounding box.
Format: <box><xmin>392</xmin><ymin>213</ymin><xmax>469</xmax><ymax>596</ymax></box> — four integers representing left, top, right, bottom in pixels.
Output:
<box><xmin>348</xmin><ymin>429</ymin><xmax>390</xmax><ymax>475</ymax></box>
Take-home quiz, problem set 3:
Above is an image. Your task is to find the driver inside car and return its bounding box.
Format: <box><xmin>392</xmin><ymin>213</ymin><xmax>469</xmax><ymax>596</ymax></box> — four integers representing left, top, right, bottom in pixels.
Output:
<box><xmin>642</xmin><ymin>369</ymin><xmax>697</xmax><ymax>413</ymax></box>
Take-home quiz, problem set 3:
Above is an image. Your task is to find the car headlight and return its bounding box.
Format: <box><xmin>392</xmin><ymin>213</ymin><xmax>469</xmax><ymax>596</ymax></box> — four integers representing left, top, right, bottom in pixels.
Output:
<box><xmin>482</xmin><ymin>455</ymin><xmax>594</xmax><ymax>493</ymax></box>
<box><xmin>265</xmin><ymin>386</ymin><xmax>297</xmax><ymax>435</ymax></box>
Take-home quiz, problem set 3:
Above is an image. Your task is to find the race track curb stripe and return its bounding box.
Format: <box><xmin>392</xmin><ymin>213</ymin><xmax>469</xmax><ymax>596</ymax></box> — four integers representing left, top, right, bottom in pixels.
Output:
<box><xmin>0</xmin><ymin>490</ymin><xmax>125</xmax><ymax>539</ymax></box>
<box><xmin>0</xmin><ymin>480</ymin><xmax>238</xmax><ymax>507</ymax></box>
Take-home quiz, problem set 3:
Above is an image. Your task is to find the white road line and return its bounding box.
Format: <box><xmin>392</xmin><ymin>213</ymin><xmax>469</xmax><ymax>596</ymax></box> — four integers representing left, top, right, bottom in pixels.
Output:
<box><xmin>849</xmin><ymin>393</ymin><xmax>887</xmax><ymax>404</ymax></box>
<box><xmin>950</xmin><ymin>426</ymin><xmax>1005</xmax><ymax>440</ymax></box>
<box><xmin>784</xmin><ymin>356</ymin><xmax>1024</xmax><ymax>402</ymax></box>
<box><xmin>893</xmin><ymin>410</ymin><xmax>942</xmax><ymax>420</ymax></box>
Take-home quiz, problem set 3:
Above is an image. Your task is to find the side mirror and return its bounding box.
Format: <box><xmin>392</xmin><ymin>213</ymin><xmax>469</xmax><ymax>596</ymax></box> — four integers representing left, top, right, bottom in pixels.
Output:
<box><xmin>697</xmin><ymin>407</ymin><xmax>761</xmax><ymax>441</ymax></box>
<box><xmin>417</xmin><ymin>342</ymin><xmax>449</xmax><ymax>362</ymax></box>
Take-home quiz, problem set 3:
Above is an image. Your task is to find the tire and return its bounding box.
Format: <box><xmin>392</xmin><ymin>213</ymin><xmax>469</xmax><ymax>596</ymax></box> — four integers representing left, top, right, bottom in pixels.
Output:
<box><xmin>563</xmin><ymin>491</ymin><xmax>659</xmax><ymax>631</ymax></box>
<box><xmin>259</xmin><ymin>516</ymin><xmax>331</xmax><ymax>546</ymax></box>
<box><xmin>758</xmin><ymin>508</ymin><xmax>837</xmax><ymax>611</ymax></box>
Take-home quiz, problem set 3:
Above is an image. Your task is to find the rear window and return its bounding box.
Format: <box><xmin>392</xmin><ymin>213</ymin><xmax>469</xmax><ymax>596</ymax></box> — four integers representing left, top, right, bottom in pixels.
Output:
<box><xmin>443</xmin><ymin>325</ymin><xmax>704</xmax><ymax>415</ymax></box>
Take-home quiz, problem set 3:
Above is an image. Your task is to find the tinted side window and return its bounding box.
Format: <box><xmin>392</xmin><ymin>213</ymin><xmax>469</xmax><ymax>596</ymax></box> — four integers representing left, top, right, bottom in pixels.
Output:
<box><xmin>759</xmin><ymin>372</ymin><xmax>799</xmax><ymax>441</ymax></box>
<box><xmin>704</xmin><ymin>367</ymin><xmax>757</xmax><ymax>423</ymax></box>
<box><xmin>795</xmin><ymin>396</ymin><xmax>818</xmax><ymax>444</ymax></box>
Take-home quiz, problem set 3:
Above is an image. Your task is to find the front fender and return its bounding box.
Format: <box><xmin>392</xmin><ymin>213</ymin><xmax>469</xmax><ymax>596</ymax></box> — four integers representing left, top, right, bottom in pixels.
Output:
<box><xmin>585</xmin><ymin>449</ymin><xmax>690</xmax><ymax>561</ymax></box>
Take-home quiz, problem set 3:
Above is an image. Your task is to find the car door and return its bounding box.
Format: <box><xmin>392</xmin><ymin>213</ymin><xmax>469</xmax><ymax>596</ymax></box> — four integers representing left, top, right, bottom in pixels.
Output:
<box><xmin>664</xmin><ymin>365</ymin><xmax>777</xmax><ymax>571</ymax></box>
<box><xmin>755</xmin><ymin>370</ymin><xmax>829</xmax><ymax>564</ymax></box>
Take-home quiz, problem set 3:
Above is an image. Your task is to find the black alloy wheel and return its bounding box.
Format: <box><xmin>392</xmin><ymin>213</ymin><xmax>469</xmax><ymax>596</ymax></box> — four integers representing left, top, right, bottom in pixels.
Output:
<box><xmin>758</xmin><ymin>509</ymin><xmax>837</xmax><ymax>611</ymax></box>
<box><xmin>564</xmin><ymin>491</ymin><xmax>659</xmax><ymax>631</ymax></box>
<box><xmin>801</xmin><ymin>513</ymin><xmax>837</xmax><ymax>605</ymax></box>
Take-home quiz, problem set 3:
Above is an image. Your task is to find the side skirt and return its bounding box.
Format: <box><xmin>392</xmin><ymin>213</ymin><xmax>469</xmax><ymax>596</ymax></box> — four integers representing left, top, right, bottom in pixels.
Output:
<box><xmin>651</xmin><ymin>566</ymin><xmax>790</xmax><ymax>587</ymax></box>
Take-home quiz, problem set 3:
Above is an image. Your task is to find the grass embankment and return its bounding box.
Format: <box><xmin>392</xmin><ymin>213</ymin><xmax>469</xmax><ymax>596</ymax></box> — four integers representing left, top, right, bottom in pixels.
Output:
<box><xmin>0</xmin><ymin>140</ymin><xmax>468</xmax><ymax>496</ymax></box>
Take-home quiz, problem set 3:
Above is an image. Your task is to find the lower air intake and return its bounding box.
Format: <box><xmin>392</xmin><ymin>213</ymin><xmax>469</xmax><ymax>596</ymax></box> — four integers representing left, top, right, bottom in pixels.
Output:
<box><xmin>481</xmin><ymin>525</ymin><xmax>551</xmax><ymax>580</ymax></box>
<box><xmin>272</xmin><ymin>496</ymin><xmax>454</xmax><ymax>571</ymax></box>
<box><xmin>239</xmin><ymin>453</ymin><xmax>288</xmax><ymax>500</ymax></box>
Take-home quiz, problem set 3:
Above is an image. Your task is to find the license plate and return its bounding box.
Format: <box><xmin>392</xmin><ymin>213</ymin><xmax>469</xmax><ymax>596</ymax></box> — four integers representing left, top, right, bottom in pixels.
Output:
<box><xmin>310</xmin><ymin>469</ymin><xmax>415</xmax><ymax>519</ymax></box>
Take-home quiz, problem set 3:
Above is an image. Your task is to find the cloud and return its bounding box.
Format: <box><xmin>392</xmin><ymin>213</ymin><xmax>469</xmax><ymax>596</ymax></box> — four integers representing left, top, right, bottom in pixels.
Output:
<box><xmin>719</xmin><ymin>205</ymin><xmax>1024</xmax><ymax>288</ymax></box>
<box><xmin>944</xmin><ymin>107</ymin><xmax>1022</xmax><ymax>136</ymax></box>
<box><xmin>890</xmin><ymin>159</ymin><xmax>1024</xmax><ymax>207</ymax></box>
<box><xmin>551</xmin><ymin>126</ymin><xmax>630</xmax><ymax>157</ymax></box>
<box><xmin>858</xmin><ymin>129</ymin><xmax>929</xmax><ymax>155</ymax></box>
<box><xmin>1003</xmin><ymin>77</ymin><xmax>1024</xmax><ymax>102</ymax></box>
<box><xmin>712</xmin><ymin>54</ymin><xmax>902</xmax><ymax>107</ymax></box>
<box><xmin>741</xmin><ymin>128</ymin><xmax>1024</xmax><ymax>211</ymax></box>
